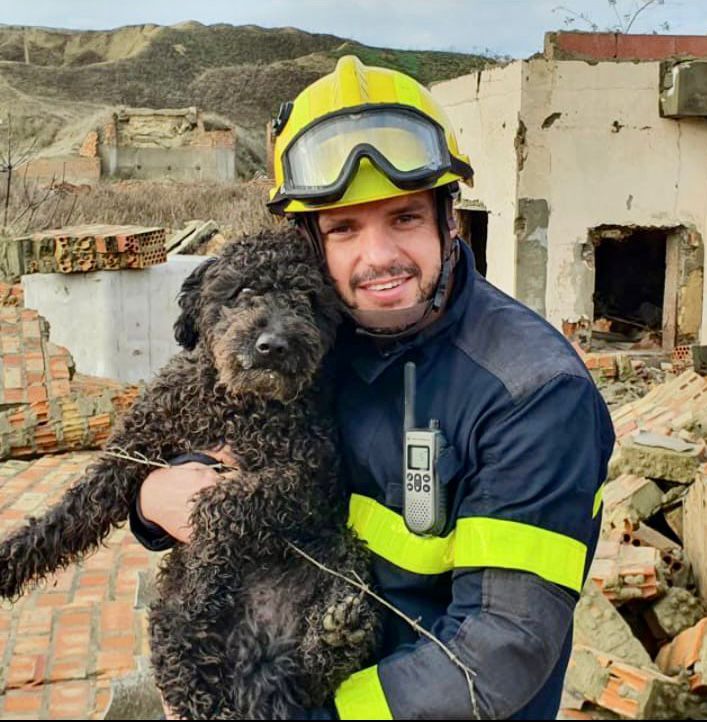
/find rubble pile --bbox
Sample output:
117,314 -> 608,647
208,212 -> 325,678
0,304 -> 140,460
0,224 -> 167,280
561,369 -> 707,719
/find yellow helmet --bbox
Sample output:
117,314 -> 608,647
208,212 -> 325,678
267,55 -> 473,215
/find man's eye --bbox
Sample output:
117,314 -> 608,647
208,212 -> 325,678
326,225 -> 351,235
397,214 -> 419,224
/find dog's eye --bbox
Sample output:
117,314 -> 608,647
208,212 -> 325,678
240,288 -> 255,297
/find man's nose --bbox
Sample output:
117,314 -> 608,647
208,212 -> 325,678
357,225 -> 399,267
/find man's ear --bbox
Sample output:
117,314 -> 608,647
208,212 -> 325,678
174,258 -> 218,350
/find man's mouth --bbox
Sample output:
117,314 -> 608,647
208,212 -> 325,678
357,275 -> 414,305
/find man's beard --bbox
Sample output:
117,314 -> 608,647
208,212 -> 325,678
341,262 -> 441,333
345,263 -> 439,310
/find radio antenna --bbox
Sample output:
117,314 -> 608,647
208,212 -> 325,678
404,362 -> 416,432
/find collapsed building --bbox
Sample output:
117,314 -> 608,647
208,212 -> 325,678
432,31 -> 707,353
23,106 -> 237,186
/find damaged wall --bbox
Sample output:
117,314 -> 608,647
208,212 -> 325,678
431,63 -> 522,296
98,107 -> 237,183
432,41 -> 707,343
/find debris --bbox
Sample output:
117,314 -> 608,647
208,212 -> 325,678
1,224 -> 167,281
590,541 -> 665,604
610,433 -> 705,484
574,580 -> 656,668
602,474 -> 664,528
166,219 -> 219,255
564,646 -> 707,719
644,588 -> 706,641
0,306 -> 139,459
683,468 -> 707,602
655,617 -> 707,694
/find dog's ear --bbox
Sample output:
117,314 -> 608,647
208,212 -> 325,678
174,258 -> 218,350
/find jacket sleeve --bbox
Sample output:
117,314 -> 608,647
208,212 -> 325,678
334,374 -> 615,720
129,493 -> 177,552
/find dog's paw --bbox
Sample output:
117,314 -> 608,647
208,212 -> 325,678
321,593 -> 370,647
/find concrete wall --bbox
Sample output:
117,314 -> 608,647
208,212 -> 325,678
434,57 -> 707,342
23,156 -> 101,186
432,64 -> 522,296
519,58 -> 707,341
108,146 -> 236,182
22,255 -> 209,384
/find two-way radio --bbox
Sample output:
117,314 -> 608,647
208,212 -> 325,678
403,361 -> 447,536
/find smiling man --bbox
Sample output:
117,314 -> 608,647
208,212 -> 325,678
132,56 -> 615,719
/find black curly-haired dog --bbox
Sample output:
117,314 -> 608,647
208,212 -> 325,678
0,230 -> 379,719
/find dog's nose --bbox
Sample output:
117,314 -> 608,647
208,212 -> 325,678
255,332 -> 289,357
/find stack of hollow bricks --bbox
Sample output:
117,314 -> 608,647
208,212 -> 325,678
0,307 -> 140,459
15,224 -> 166,275
562,369 -> 707,719
0,453 -> 164,720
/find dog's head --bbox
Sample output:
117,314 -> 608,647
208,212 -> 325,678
174,229 -> 340,403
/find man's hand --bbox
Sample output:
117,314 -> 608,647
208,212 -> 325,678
139,446 -> 238,543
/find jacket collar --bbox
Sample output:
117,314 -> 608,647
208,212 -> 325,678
339,242 -> 476,384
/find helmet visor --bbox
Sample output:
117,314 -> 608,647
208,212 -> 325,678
282,107 -> 450,204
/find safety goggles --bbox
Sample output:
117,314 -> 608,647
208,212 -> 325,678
279,105 -> 471,205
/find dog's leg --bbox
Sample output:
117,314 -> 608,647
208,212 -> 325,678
298,530 -> 381,704
0,457 -> 145,600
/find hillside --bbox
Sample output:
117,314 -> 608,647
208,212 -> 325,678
0,23 -> 492,177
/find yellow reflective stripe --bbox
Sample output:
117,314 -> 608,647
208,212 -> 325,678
348,494 -> 455,575
593,483 -> 604,519
349,494 -> 588,592
335,665 -> 393,720
455,517 -> 587,593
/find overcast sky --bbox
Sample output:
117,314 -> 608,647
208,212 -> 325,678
2,0 -> 705,57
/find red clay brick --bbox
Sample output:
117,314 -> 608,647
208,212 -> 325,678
2,690 -> 43,714
100,601 -> 134,634
13,634 -> 52,656
101,634 -> 136,653
48,680 -> 91,714
6,654 -> 46,687
675,36 -> 707,57
95,651 -> 136,676
56,609 -> 92,628
54,629 -> 90,658
48,656 -> 89,682
36,591 -> 71,607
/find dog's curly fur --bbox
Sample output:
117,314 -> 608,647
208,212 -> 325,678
0,230 -> 379,719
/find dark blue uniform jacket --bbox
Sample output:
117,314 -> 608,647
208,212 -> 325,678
132,242 -> 615,720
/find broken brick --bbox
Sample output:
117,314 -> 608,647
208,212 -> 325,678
565,645 -> 706,719
602,474 -> 664,529
590,541 -> 664,604
656,617 -> 707,694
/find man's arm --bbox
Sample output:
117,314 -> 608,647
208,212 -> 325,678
129,447 -> 239,548
335,374 -> 614,720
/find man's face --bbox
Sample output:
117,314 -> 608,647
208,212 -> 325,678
317,190 -> 441,311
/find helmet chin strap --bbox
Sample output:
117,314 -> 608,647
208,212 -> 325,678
295,187 -> 460,342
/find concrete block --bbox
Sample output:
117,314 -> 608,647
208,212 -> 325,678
22,255 -> 209,383
644,588 -> 706,641
683,469 -> 707,602
102,667 -> 164,720
602,474 -> 664,528
613,434 -> 704,484
656,617 -> 707,694
574,580 -> 655,669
